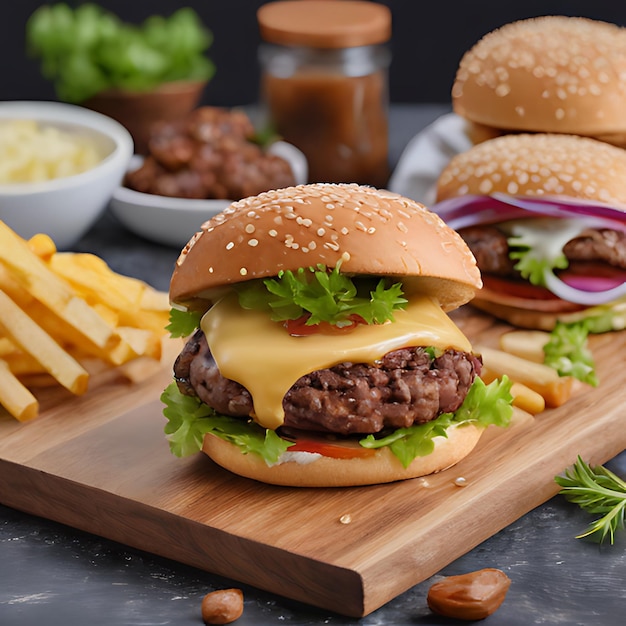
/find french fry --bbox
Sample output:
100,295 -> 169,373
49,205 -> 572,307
49,252 -> 147,310
139,287 -> 170,312
28,233 -> 57,260
0,221 -> 170,421
0,221 -> 120,350
1,350 -> 47,376
0,289 -> 89,395
478,345 -> 574,408
499,330 -> 551,363
47,252 -> 170,334
0,337 -> 17,357
0,360 -> 39,421
509,382 -> 545,415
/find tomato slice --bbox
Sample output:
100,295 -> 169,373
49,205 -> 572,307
481,275 -> 559,301
285,314 -> 367,336
287,438 -> 376,459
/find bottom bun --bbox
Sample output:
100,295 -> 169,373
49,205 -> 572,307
471,298 -> 590,331
466,120 -> 626,150
201,423 -> 484,487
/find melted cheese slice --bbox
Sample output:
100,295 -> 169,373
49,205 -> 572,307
202,293 -> 472,430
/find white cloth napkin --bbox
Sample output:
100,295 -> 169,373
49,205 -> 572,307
388,112 -> 472,207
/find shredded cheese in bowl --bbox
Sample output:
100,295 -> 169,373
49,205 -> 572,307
0,119 -> 102,184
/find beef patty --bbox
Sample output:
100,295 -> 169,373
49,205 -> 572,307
460,226 -> 626,276
173,329 -> 482,435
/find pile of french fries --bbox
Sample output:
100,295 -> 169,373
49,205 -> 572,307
477,331 -> 580,416
0,220 -> 171,422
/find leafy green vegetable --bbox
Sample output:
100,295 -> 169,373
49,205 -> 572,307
506,220 -> 571,286
166,308 -> 203,338
161,375 -> 514,469
583,307 -> 626,334
360,376 -> 514,468
162,382 -> 215,458
555,456 -> 626,545
162,383 -> 292,463
543,321 -> 598,386
236,263 -> 407,327
26,4 -> 215,103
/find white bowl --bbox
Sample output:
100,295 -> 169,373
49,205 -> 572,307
109,140 -> 308,248
0,101 -> 134,249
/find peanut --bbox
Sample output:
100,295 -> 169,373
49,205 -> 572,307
201,588 -> 244,625
427,568 -> 511,620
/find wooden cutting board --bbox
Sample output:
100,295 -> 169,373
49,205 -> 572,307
0,309 -> 624,617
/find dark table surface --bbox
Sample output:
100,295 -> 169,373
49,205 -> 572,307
1,104 -> 625,626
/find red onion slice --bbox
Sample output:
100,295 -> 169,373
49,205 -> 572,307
431,193 -> 626,305
561,274 -> 626,292
544,270 -> 626,305
431,194 -> 626,232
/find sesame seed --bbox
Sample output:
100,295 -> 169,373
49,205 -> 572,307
245,224 -> 255,234
248,238 -> 259,247
226,242 -> 234,250
240,268 -> 248,276
269,229 -> 278,237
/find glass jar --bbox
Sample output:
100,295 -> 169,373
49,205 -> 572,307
257,0 -> 391,188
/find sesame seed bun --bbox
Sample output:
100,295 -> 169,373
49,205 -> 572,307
436,133 -> 626,204
170,183 -> 482,311
452,16 -> 626,146
202,423 -> 484,487
435,133 -> 626,331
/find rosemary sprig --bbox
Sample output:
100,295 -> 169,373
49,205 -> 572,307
555,456 -> 626,545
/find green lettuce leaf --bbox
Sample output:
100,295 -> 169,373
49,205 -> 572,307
26,4 -> 215,103
161,375 -> 514,469
504,218 -> 592,286
162,383 -> 293,463
543,321 -> 598,386
360,376 -> 514,468
166,308 -> 203,338
236,262 -> 407,327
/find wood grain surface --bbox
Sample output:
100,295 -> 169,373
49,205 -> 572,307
0,308 -> 624,617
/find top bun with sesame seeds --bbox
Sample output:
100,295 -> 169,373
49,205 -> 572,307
170,182 -> 481,311
432,133 -> 626,333
161,183 -> 515,488
452,16 -> 626,147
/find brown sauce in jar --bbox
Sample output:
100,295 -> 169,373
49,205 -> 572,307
258,1 -> 391,188
262,69 -> 388,187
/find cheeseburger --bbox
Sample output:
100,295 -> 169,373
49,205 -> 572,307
452,16 -> 626,147
434,133 -> 626,332
162,183 -> 512,487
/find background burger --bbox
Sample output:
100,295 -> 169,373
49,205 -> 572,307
161,183 -> 513,487
451,16 -> 626,147
433,133 -> 626,334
